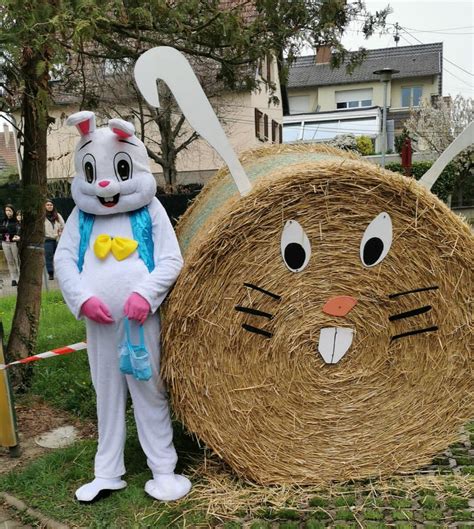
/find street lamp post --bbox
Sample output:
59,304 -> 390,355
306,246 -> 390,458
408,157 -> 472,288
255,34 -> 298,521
373,68 -> 399,168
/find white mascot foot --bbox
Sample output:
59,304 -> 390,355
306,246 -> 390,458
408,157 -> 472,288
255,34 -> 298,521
75,477 -> 127,503
145,473 -> 192,501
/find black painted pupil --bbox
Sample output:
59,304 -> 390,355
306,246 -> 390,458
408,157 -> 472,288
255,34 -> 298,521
84,162 -> 94,183
284,243 -> 306,270
363,237 -> 384,266
117,160 -> 130,180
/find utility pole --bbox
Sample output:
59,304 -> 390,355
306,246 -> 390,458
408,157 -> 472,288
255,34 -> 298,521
373,68 -> 399,168
394,23 -> 401,46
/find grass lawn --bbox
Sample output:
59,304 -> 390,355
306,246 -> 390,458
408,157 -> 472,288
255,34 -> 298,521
0,291 -> 473,528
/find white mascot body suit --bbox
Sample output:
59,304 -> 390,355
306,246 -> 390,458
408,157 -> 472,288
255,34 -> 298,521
55,111 -> 191,503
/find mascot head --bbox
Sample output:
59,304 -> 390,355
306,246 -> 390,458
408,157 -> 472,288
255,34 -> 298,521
67,111 -> 157,215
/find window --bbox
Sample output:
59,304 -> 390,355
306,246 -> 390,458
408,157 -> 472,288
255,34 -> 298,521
258,54 -> 273,83
283,123 -> 303,142
264,114 -> 269,141
283,116 -> 378,143
401,86 -> 423,107
335,88 -> 373,109
272,120 -> 278,143
270,121 -> 283,144
288,96 -> 311,114
255,108 -> 263,140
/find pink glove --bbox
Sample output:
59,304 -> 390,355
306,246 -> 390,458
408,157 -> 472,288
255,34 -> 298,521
124,293 -> 151,325
80,296 -> 114,324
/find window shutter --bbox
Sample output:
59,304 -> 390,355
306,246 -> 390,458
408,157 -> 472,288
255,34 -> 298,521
255,108 -> 263,139
264,114 -> 268,141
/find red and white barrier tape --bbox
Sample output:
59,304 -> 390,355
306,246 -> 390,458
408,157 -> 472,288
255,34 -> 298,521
0,341 -> 87,370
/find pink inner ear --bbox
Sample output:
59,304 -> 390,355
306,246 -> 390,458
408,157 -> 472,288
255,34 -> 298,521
112,128 -> 132,139
77,121 -> 90,135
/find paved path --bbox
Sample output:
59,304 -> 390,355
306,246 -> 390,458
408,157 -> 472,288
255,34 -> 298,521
0,271 -> 59,298
0,506 -> 32,529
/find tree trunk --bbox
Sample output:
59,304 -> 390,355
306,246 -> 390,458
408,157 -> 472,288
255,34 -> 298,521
156,85 -> 178,192
6,48 -> 50,390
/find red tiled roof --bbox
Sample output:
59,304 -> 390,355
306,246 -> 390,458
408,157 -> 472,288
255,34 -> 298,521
219,0 -> 257,21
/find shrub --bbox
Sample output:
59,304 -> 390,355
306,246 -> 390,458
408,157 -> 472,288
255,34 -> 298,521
385,161 -> 455,203
356,135 -> 374,156
326,133 -> 357,151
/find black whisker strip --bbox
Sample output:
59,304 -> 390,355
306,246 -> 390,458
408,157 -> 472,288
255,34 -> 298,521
244,283 -> 281,301
391,326 -> 438,341
388,286 -> 439,299
389,305 -> 432,321
235,306 -> 273,319
242,324 -> 273,338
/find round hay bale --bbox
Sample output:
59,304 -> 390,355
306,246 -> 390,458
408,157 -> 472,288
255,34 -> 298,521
163,144 -> 473,485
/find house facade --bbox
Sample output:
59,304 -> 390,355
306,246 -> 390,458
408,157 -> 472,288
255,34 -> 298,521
284,43 -> 443,148
38,54 -> 282,186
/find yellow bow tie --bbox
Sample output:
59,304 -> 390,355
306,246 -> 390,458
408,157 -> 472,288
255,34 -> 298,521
94,234 -> 138,261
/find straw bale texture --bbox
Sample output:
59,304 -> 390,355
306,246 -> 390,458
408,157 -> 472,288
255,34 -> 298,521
162,144 -> 473,485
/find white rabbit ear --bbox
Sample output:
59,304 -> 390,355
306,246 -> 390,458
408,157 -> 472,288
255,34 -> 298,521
108,118 -> 135,139
66,111 -> 96,136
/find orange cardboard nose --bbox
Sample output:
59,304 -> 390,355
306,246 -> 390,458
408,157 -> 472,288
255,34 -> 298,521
323,296 -> 357,317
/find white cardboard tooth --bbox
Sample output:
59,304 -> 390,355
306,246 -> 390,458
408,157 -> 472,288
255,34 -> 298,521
318,327 -> 354,364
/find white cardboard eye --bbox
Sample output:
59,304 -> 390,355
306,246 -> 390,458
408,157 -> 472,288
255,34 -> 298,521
360,212 -> 392,267
281,220 -> 311,272
66,111 -> 96,136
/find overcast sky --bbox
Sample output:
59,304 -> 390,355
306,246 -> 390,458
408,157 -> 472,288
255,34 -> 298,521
341,0 -> 473,99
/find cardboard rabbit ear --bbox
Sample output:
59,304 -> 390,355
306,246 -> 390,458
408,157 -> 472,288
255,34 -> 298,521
134,46 -> 252,196
66,111 -> 96,136
108,119 -> 135,139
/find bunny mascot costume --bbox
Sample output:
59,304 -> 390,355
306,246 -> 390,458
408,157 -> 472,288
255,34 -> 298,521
55,111 -> 191,503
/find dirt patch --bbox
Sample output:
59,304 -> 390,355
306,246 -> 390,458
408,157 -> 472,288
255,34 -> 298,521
0,397 -> 96,476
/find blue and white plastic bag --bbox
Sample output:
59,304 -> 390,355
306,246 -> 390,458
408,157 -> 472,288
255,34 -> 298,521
119,317 -> 152,381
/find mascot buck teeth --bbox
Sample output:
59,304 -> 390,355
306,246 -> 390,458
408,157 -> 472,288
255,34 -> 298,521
55,111 -> 191,503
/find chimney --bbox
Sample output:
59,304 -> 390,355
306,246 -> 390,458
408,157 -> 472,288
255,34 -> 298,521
316,46 -> 332,64
3,123 -> 10,147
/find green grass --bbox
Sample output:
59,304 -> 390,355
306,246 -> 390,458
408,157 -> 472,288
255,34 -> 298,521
392,510 -> 413,521
420,496 -> 440,509
423,509 -> 444,521
308,497 -> 329,508
334,494 -> 356,507
446,496 -> 469,509
0,291 -> 93,418
452,510 -> 472,521
305,520 -> 325,529
363,509 -> 384,520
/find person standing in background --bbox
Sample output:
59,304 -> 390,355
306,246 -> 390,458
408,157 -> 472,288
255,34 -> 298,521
44,200 -> 65,280
13,210 -> 21,243
1,204 -> 20,286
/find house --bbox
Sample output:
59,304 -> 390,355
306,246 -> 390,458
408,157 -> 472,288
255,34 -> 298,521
284,43 -> 443,148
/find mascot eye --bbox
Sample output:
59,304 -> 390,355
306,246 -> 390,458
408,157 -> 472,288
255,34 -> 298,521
114,152 -> 133,181
82,154 -> 96,184
281,220 -> 311,272
360,212 -> 392,267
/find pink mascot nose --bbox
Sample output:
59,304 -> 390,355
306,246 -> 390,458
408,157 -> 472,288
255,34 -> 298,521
98,180 -> 110,188
323,296 -> 357,317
